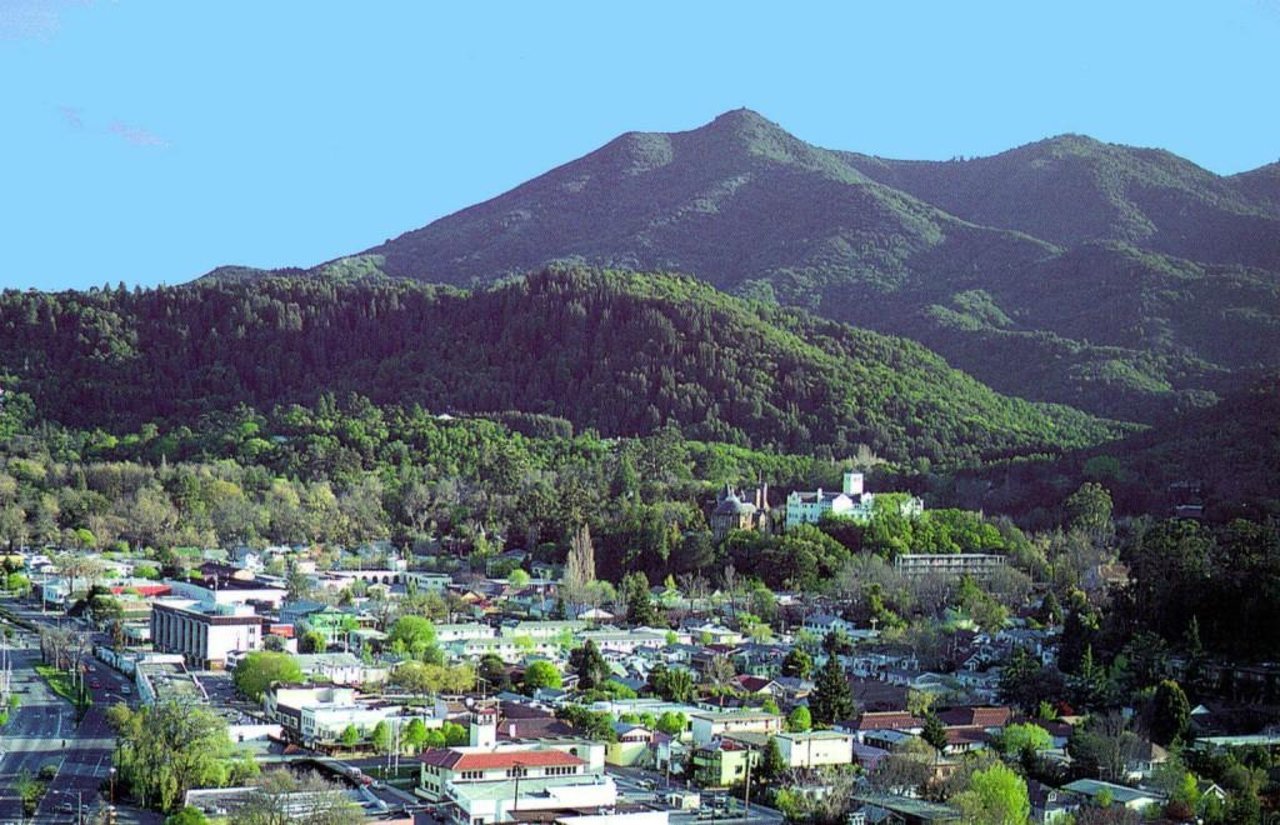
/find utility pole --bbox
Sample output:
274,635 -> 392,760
742,747 -> 752,818
393,717 -> 402,776
512,759 -> 524,817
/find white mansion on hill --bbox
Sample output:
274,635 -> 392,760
784,471 -> 923,530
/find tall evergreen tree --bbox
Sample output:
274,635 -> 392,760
621,571 -> 658,626
570,640 -> 609,691
810,654 -> 855,726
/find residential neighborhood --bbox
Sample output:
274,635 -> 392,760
1,467 -> 1274,825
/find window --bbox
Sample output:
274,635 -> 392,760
506,767 -> 528,778
460,770 -> 484,780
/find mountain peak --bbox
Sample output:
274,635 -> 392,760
697,107 -> 791,141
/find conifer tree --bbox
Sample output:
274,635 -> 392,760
810,654 -> 855,726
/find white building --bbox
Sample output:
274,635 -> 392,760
894,553 -> 1008,579
500,621 -> 589,639
435,623 -> 499,644
165,578 -> 288,609
418,746 -> 615,825
690,711 -> 784,747
575,629 -> 671,655
404,571 -> 453,592
784,472 -> 923,529
150,599 -> 262,669
264,684 -> 431,747
299,703 -> 430,748
774,731 -> 855,768
446,636 -> 560,663
293,652 -> 389,686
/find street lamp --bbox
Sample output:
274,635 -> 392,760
109,766 -> 117,803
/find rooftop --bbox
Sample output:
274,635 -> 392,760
420,748 -> 585,771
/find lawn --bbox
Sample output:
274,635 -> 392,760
35,664 -> 91,710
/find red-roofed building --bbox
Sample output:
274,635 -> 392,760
421,748 -> 584,773
838,712 -> 924,742
732,675 -> 781,696
936,706 -> 1012,730
110,584 -> 172,598
417,744 -> 615,825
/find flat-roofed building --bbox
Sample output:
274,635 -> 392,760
725,730 -> 854,769
689,710 -> 783,746
894,553 -> 1007,579
150,599 -> 262,670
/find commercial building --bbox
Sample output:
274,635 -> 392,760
150,599 -> 263,670
263,684 -> 430,747
417,746 -> 615,825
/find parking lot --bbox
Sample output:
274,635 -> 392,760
607,767 -> 783,825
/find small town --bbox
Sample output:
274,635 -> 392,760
1,468 -> 1272,825
3,4 -> 1278,825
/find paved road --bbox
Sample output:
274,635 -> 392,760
0,634 -> 79,822
0,604 -> 139,824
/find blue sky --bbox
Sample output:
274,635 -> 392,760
3,1 -> 1278,291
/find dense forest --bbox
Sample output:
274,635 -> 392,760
955,375 -> 1280,523
0,268 -> 1125,467
214,110 -> 1280,423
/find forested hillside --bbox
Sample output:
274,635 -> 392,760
0,269 -> 1124,467
211,110 -> 1280,422
955,375 -> 1280,522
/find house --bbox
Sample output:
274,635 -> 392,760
262,684 -> 428,747
1027,779 -> 1076,824
501,620 -> 589,640
404,571 -> 453,592
445,636 -> 560,664
1123,739 -> 1169,783
689,710 -> 783,746
803,613 -> 858,638
607,722 -> 655,767
434,623 -> 498,644
731,675 -> 781,696
851,794 -> 960,824
1060,779 -> 1163,812
935,705 -> 1012,730
894,554 -> 1008,580
838,712 -> 924,743
298,606 -> 372,647
725,730 -> 854,769
691,738 -> 758,788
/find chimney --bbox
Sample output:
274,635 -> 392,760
842,472 -> 863,496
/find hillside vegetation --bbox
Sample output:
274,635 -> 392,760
0,269 -> 1125,467
212,110 -> 1280,422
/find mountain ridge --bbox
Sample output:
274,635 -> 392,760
198,110 -> 1280,423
